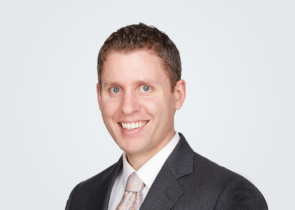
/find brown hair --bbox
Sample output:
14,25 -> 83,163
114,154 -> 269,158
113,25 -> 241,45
97,23 -> 182,92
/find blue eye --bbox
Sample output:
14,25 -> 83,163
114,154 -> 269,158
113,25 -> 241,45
111,87 -> 120,93
141,85 -> 151,92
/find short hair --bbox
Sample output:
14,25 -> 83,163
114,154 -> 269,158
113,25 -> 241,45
97,23 -> 182,92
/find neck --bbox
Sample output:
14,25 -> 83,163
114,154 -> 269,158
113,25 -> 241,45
126,131 -> 176,170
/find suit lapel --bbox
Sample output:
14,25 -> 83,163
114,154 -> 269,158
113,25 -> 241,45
140,133 -> 195,210
89,156 -> 123,210
139,162 -> 184,210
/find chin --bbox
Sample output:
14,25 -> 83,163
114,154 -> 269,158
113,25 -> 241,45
120,144 -> 144,155
117,140 -> 147,155
113,129 -> 153,155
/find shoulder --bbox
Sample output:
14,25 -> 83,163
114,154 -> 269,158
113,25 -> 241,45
213,176 -> 268,210
192,152 -> 242,187
77,162 -> 116,191
65,163 -> 117,210
187,152 -> 268,209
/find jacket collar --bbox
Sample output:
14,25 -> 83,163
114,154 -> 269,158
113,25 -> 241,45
89,133 -> 194,210
166,133 -> 194,179
140,133 -> 194,210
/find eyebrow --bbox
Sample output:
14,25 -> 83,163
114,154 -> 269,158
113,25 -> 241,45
102,79 -> 160,88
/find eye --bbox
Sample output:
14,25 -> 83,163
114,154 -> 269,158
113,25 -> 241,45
140,85 -> 151,92
110,87 -> 121,94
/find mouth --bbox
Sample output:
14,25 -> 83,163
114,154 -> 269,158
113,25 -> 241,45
118,120 -> 149,131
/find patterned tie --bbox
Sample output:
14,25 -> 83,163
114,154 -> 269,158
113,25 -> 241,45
116,172 -> 145,210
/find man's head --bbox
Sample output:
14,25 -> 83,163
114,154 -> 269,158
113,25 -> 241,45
97,23 -> 181,93
96,23 -> 186,166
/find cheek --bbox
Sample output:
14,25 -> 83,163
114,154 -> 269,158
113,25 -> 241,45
142,96 -> 171,118
101,99 -> 120,120
158,95 -> 175,120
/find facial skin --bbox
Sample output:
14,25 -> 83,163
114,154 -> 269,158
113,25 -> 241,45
96,49 -> 186,170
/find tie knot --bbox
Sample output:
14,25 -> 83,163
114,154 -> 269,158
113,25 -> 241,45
126,172 -> 145,192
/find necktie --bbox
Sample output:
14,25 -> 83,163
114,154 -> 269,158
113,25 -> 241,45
116,172 -> 145,210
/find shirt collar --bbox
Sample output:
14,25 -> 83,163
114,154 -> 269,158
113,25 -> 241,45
122,152 -> 136,191
122,132 -> 180,189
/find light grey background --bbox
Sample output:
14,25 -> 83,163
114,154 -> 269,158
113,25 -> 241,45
1,0 -> 294,209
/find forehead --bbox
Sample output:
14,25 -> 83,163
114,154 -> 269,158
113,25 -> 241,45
101,49 -> 169,86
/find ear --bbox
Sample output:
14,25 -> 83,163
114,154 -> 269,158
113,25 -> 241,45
174,79 -> 186,110
96,83 -> 102,111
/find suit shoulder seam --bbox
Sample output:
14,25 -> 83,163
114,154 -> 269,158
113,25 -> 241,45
212,177 -> 244,210
66,181 -> 84,210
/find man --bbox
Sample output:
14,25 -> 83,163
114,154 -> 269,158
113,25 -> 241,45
65,23 -> 268,210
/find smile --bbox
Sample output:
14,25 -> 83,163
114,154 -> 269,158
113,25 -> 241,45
120,121 -> 149,130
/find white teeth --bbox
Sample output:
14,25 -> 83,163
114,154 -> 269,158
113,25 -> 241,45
121,121 -> 148,130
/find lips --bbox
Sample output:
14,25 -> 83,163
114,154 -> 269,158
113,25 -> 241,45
120,121 -> 149,130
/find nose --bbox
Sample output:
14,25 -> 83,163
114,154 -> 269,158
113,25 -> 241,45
121,90 -> 141,115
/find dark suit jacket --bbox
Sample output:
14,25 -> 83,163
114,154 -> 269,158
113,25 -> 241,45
65,133 -> 268,210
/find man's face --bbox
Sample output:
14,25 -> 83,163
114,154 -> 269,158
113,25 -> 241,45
97,49 -> 185,156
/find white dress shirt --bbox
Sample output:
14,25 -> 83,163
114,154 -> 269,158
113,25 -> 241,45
108,132 -> 180,210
